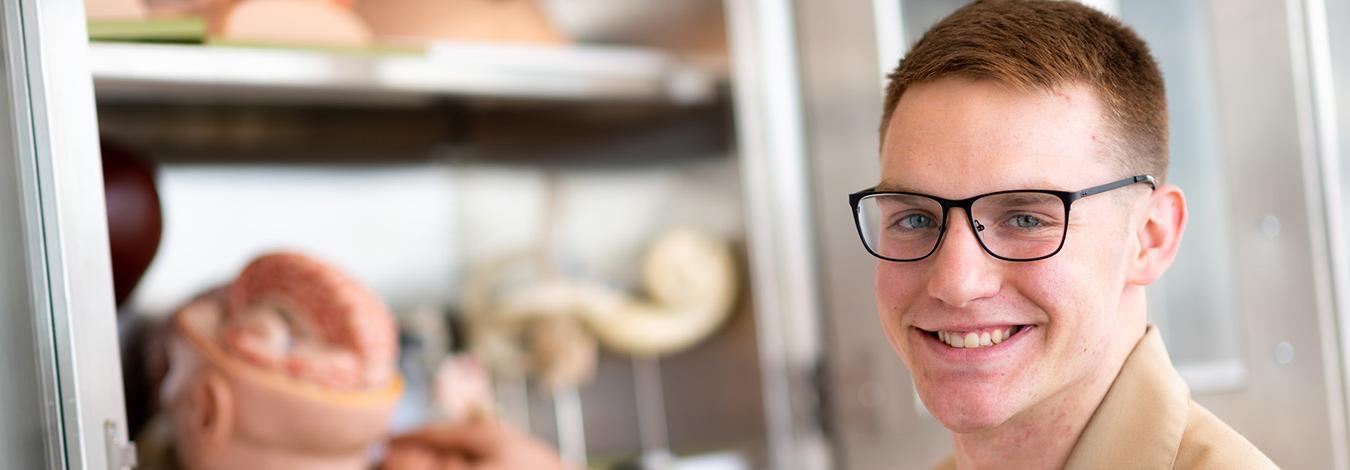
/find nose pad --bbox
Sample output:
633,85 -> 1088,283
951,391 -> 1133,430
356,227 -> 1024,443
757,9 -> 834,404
970,218 -> 988,246
934,208 -> 985,258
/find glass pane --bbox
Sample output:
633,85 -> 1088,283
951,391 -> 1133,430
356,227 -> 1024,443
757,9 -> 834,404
1324,0 -> 1350,364
900,0 -> 968,45
1120,0 -> 1247,392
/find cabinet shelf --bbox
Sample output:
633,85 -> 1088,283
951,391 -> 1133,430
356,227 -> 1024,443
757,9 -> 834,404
89,42 -> 720,106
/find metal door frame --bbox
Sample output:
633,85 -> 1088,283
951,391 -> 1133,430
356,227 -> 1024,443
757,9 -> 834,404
2,0 -> 132,468
0,1 -> 65,467
1198,1 -> 1346,467
1296,0 -> 1350,464
723,0 -> 832,468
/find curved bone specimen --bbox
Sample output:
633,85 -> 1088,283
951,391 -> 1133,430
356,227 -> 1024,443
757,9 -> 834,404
578,228 -> 739,357
461,256 -> 600,391
219,252 -> 397,390
461,228 -> 739,392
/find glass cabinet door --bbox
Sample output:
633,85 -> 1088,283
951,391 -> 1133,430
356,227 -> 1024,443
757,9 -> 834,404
1119,0 -> 1244,397
1309,0 -> 1350,464
0,0 -> 132,468
806,0 -> 1348,468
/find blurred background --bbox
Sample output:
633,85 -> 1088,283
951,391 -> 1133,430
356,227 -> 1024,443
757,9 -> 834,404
1,0 -> 1349,468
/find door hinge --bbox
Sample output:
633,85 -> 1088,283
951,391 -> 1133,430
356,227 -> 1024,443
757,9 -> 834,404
104,420 -> 137,470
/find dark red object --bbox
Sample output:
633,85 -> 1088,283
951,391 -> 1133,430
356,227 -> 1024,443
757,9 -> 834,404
102,141 -> 162,308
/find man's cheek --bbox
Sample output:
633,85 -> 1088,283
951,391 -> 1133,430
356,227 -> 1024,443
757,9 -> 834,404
874,277 -> 910,339
875,263 -> 919,301
874,265 -> 919,354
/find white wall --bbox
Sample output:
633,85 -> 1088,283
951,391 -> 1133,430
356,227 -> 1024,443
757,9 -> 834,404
130,157 -> 745,316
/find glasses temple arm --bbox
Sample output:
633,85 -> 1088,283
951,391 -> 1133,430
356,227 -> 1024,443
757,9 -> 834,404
1076,174 -> 1157,198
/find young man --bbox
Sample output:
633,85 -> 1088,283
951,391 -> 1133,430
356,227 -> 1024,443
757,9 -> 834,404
850,1 -> 1277,468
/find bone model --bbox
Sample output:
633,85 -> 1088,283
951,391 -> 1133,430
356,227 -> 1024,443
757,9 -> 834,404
463,228 -> 739,391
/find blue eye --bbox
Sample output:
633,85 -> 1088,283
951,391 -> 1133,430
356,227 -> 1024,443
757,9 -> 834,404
898,214 -> 937,229
1010,214 -> 1042,228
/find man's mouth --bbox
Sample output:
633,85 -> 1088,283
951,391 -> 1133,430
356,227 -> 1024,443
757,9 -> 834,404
919,325 -> 1032,349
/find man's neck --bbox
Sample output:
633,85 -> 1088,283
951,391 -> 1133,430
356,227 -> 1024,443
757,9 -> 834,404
950,298 -> 1148,469
950,363 -> 1119,469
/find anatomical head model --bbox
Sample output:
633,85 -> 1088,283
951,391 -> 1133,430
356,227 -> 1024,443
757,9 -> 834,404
159,252 -> 403,470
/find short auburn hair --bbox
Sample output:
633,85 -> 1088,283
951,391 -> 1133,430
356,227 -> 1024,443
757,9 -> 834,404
881,0 -> 1169,182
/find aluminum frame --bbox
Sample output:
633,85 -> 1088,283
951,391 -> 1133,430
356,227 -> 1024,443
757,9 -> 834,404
1197,1 -> 1347,467
723,0 -> 831,468
3,0 -> 133,468
1291,0 -> 1350,465
0,1 -> 65,468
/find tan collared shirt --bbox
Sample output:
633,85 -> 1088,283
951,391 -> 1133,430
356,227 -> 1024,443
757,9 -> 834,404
934,326 -> 1278,469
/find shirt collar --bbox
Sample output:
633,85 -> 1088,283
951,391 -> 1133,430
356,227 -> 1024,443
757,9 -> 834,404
1062,324 -> 1189,468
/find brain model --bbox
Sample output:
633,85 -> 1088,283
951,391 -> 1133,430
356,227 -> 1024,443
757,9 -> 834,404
207,252 -> 397,390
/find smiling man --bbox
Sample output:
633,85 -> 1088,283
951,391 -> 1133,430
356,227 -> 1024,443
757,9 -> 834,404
850,1 -> 1278,469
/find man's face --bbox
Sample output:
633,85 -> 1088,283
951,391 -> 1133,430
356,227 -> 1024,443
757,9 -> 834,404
877,77 -> 1145,433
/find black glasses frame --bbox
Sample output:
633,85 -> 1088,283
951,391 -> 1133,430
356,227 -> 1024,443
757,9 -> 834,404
848,175 -> 1157,262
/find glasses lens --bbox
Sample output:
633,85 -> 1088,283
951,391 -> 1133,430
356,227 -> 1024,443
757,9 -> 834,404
857,194 -> 944,260
970,192 -> 1067,260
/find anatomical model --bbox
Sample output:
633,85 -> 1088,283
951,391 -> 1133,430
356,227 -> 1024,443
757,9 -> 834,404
86,0 -> 150,19
153,252 -> 403,470
87,0 -> 374,45
463,228 -> 740,391
88,0 -> 565,47
216,0 -> 373,46
356,0 -> 564,46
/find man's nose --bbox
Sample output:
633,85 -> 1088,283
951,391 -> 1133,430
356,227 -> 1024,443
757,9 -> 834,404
925,208 -> 1002,308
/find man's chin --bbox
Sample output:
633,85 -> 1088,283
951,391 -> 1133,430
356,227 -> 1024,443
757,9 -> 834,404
918,387 -> 1019,434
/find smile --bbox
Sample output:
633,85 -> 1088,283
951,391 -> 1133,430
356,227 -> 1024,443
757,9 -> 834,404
919,325 -> 1032,349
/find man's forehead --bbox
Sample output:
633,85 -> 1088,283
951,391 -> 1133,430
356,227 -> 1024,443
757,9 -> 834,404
873,175 -> 1068,198
878,78 -> 1115,198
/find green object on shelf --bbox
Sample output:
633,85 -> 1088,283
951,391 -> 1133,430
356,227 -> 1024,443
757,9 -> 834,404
204,38 -> 424,57
88,16 -> 206,43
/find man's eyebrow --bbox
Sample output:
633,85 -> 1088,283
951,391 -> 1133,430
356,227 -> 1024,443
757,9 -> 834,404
873,181 -> 917,192
874,179 -> 1074,194
981,193 -> 1059,207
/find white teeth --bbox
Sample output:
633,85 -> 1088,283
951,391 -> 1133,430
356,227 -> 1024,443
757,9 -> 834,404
935,327 -> 1023,349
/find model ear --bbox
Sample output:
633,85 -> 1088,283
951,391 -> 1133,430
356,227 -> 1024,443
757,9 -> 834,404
1127,184 -> 1187,285
188,371 -> 234,447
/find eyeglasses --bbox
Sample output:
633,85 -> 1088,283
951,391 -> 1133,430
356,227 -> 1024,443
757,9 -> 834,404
849,175 -> 1156,262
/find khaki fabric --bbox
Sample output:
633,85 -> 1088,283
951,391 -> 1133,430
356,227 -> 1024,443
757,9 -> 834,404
932,326 -> 1277,469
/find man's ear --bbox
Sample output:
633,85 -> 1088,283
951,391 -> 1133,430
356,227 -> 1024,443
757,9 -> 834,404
1127,184 -> 1187,285
187,371 -> 234,447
